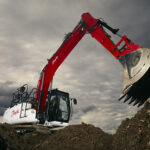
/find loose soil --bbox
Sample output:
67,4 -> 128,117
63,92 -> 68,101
1,101 -> 150,150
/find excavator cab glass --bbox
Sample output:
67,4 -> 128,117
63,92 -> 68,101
46,89 -> 70,123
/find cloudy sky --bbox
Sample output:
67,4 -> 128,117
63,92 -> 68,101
0,0 -> 150,133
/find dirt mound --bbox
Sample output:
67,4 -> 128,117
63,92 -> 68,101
1,101 -> 150,150
0,124 -> 22,150
0,123 -> 113,150
113,101 -> 150,150
35,123 -> 113,150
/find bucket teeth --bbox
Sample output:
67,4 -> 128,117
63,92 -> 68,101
118,92 -> 148,107
137,101 -> 145,107
118,94 -> 126,101
123,95 -> 131,103
133,99 -> 141,106
128,97 -> 136,104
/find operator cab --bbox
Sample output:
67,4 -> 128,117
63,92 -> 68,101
46,89 -> 71,123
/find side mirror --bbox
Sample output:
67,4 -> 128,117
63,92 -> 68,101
73,98 -> 77,105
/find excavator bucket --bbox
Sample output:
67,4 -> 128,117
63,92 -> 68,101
119,48 -> 150,107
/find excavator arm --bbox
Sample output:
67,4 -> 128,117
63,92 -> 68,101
35,12 -> 145,113
35,18 -> 86,113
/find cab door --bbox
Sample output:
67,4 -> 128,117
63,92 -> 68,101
56,93 -> 70,122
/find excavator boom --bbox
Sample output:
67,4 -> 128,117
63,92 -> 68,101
35,12 -> 150,114
35,21 -> 86,113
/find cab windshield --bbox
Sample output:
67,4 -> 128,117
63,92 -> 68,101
47,90 -> 70,122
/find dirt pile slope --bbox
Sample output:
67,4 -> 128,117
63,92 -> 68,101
0,124 -> 22,150
113,101 -> 150,150
0,123 -> 113,150
35,123 -> 113,150
1,101 -> 150,150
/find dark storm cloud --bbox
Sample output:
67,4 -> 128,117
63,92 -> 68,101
0,81 -> 17,107
0,0 -> 149,132
100,0 -> 150,47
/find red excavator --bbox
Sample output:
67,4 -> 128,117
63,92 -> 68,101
3,12 -> 150,128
